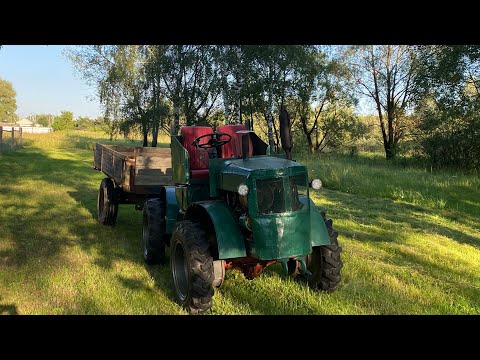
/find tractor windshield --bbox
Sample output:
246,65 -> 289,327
255,173 -> 308,214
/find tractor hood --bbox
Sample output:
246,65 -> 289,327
209,155 -> 307,196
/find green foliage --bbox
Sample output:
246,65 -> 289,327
52,111 -> 74,131
74,116 -> 99,131
292,104 -> 367,155
413,46 -> 480,171
33,114 -> 53,127
0,78 -> 17,122
415,98 -> 480,171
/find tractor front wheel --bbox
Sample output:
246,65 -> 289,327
170,221 -> 215,314
306,212 -> 343,292
97,178 -> 118,226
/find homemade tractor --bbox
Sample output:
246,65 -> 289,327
94,124 -> 343,314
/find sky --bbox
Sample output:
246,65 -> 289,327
0,45 -> 103,119
0,45 -> 373,120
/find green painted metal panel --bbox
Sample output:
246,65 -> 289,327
222,173 -> 246,193
249,211 -> 312,260
175,186 -> 187,211
299,196 -> 331,247
171,135 -> 190,184
176,185 -> 210,211
165,186 -> 178,234
194,201 -> 247,259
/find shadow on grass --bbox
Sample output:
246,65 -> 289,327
0,304 -> 18,315
0,146 -> 182,312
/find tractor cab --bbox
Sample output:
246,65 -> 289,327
172,124 -> 266,181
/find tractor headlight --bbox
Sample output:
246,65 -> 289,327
311,178 -> 322,190
237,183 -> 249,196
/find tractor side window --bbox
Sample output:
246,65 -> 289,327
256,178 -> 286,214
290,174 -> 308,211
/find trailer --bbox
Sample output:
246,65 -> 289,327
93,143 -> 174,225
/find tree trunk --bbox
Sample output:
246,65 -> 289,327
171,97 -> 180,135
151,119 -> 159,147
222,74 -> 230,125
299,110 -> 314,154
279,106 -> 292,160
142,120 -> 148,147
266,88 -> 275,150
266,111 -> 275,151
385,143 -> 394,160
387,113 -> 395,160
234,46 -> 243,125
272,117 -> 280,153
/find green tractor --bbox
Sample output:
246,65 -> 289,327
142,124 -> 343,314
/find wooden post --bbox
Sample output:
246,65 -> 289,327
12,128 -> 15,145
19,127 -> 22,146
0,126 -> 3,150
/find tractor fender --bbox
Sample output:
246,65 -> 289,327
308,198 -> 332,247
185,200 -> 247,259
164,186 -> 179,234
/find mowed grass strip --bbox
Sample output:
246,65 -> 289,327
0,130 -> 479,314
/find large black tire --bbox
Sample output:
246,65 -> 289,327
305,211 -> 343,292
142,198 -> 166,265
97,178 -> 118,226
170,221 -> 214,314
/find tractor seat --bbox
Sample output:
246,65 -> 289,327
180,126 -> 214,179
217,124 -> 253,158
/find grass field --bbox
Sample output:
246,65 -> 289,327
0,130 -> 479,314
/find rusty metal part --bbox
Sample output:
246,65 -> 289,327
239,194 -> 248,209
224,257 -> 277,280
213,260 -> 225,288
287,258 -> 300,276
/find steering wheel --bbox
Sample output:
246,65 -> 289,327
192,132 -> 231,150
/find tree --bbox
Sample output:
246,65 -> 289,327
346,45 -> 417,160
52,111 -> 74,131
68,45 -> 221,145
154,45 -> 221,133
0,79 -> 17,122
34,114 -> 54,127
413,45 -> 480,170
288,46 -> 360,154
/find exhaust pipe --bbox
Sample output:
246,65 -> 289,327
279,106 -> 293,160
236,130 -> 254,160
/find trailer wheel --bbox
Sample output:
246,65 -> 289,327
97,178 -> 118,226
170,221 -> 214,314
305,211 -> 343,292
142,198 -> 166,265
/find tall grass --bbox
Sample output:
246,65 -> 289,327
300,151 -> 480,218
22,130 -> 171,150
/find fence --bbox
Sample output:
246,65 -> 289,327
1,126 -> 52,134
0,126 -> 23,151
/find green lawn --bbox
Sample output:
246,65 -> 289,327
0,131 -> 478,314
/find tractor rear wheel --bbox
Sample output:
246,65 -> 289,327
142,198 -> 166,265
97,178 -> 118,226
305,211 -> 343,292
170,221 -> 214,314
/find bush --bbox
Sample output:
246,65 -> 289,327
52,111 -> 74,131
417,105 -> 480,172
